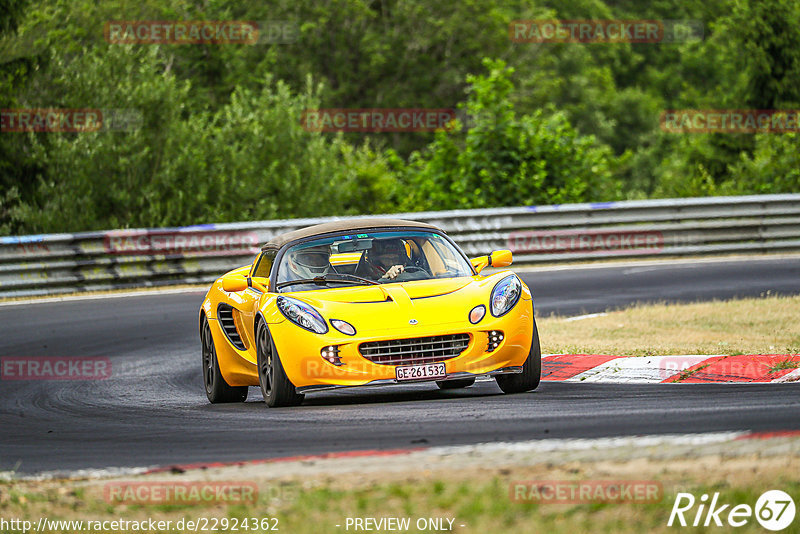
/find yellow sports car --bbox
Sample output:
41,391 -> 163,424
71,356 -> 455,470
199,218 -> 540,406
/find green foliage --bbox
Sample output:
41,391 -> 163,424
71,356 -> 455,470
0,0 -> 29,35
726,0 -> 800,109
724,132 -> 800,194
630,0 -> 800,197
401,60 -> 621,211
0,0 -> 38,234
10,47 -> 398,232
1,0 -> 799,235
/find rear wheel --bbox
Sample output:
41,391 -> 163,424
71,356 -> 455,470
436,378 -> 476,390
202,316 -> 248,403
495,320 -> 541,394
256,321 -> 304,407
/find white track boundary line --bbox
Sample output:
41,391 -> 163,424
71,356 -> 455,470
0,287 -> 207,307
567,355 -> 713,383
773,368 -> 800,383
562,312 -> 608,322
514,252 -> 800,273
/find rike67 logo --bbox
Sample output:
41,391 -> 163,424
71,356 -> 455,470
668,490 -> 796,530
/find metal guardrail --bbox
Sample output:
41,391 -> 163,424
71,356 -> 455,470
1,194 -> 798,298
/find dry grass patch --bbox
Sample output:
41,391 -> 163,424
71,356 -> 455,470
539,295 -> 800,356
2,453 -> 799,534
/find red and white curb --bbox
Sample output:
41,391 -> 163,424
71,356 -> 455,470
542,354 -> 800,383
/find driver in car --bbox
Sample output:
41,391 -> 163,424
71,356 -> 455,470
357,238 -> 411,281
286,245 -> 333,280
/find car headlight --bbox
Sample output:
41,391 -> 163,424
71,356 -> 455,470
276,296 -> 328,334
490,275 -> 521,317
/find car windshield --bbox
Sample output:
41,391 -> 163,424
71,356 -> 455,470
275,230 -> 474,292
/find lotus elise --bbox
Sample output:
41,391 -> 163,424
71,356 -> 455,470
199,218 -> 540,406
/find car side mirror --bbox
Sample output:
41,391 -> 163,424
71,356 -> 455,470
221,274 -> 248,292
250,278 -> 270,293
471,250 -> 513,274
490,249 -> 513,268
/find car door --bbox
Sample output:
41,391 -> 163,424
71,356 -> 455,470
236,251 -> 273,350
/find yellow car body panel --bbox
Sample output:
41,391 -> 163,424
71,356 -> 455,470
203,269 -> 533,389
199,219 -> 537,400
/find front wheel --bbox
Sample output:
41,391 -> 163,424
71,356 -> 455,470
256,322 -> 304,407
202,316 -> 248,403
495,320 -> 541,394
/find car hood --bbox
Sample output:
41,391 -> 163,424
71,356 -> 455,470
274,273 -> 524,334
307,277 -> 472,303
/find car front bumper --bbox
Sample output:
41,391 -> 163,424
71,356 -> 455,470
270,297 -> 535,389
295,366 -> 523,393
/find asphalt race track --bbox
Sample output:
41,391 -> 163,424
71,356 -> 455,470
1,256 -> 799,475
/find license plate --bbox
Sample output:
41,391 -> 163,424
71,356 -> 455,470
395,362 -> 447,382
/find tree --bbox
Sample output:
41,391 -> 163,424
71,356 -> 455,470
0,0 -> 35,234
400,59 -> 621,211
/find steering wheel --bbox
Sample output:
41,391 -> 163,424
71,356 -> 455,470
390,265 -> 430,282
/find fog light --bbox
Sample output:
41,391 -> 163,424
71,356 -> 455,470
486,330 -> 504,352
320,345 -> 343,366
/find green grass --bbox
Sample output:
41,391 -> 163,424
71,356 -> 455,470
768,358 -> 800,373
540,295 -> 800,356
2,477 -> 799,533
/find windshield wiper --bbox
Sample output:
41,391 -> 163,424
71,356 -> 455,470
276,274 -> 379,289
330,273 -> 380,285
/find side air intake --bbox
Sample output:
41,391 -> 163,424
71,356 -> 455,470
217,304 -> 246,350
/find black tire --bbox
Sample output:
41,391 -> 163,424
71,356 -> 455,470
436,378 -> 476,389
202,316 -> 248,403
256,321 -> 304,407
495,320 -> 541,394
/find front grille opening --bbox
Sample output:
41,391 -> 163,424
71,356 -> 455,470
217,303 -> 246,351
359,334 -> 470,366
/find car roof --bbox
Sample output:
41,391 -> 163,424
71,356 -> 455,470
261,218 -> 442,252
